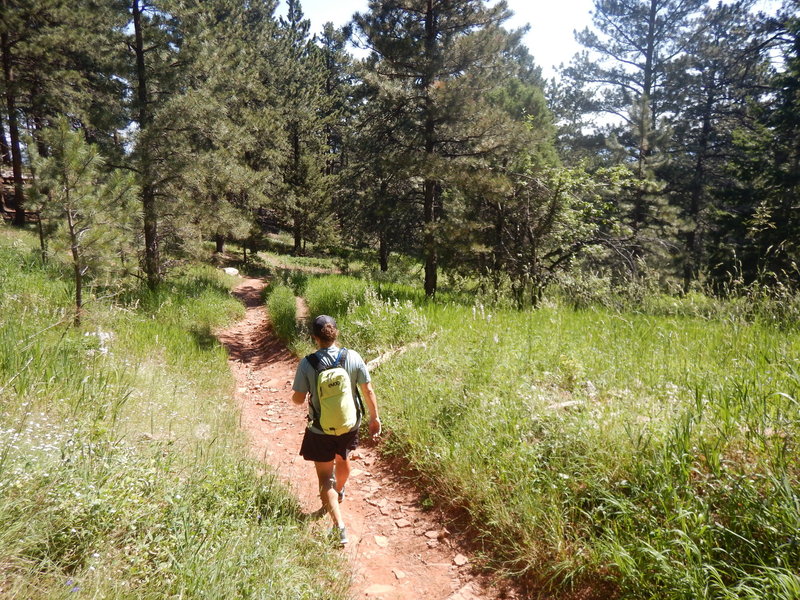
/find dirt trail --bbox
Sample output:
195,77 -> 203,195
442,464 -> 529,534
216,278 -> 517,600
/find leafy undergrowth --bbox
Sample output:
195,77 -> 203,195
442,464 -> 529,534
0,229 -> 349,599
269,269 -> 800,600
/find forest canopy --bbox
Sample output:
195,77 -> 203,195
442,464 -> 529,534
1,0 -> 798,304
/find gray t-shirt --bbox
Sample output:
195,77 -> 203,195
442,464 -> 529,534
292,345 -> 371,434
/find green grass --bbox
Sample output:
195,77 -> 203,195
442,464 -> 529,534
258,249 -> 338,273
394,305 -> 797,590
283,270 -> 800,599
267,285 -> 297,342
0,228 -> 349,599
305,275 -> 370,320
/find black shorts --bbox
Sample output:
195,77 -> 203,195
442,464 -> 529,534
299,427 -> 359,462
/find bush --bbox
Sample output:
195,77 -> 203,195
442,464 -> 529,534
342,289 -> 428,356
267,285 -> 297,342
304,276 -> 368,319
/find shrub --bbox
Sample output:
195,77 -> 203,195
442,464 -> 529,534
304,276 -> 368,319
342,288 -> 428,356
267,285 -> 297,342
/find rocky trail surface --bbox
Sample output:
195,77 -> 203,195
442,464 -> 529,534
216,277 -> 519,600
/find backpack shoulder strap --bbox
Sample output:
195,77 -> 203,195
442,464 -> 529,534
306,352 -> 324,372
336,348 -> 348,368
337,348 -> 365,420
305,353 -> 323,427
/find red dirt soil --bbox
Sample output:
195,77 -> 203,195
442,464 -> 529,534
216,277 -> 521,600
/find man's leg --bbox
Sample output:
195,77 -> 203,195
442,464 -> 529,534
334,453 -> 350,499
314,460 -> 344,528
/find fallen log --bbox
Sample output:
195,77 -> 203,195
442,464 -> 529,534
367,341 -> 428,371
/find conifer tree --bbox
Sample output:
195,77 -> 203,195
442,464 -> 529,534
1,0 -> 33,225
605,97 -> 677,274
1,0 -> 129,225
434,47 -> 563,290
717,1 -> 800,284
354,0 -> 533,296
665,1 -> 767,288
31,120 -> 136,325
277,0 -> 333,255
161,0 -> 285,257
318,22 -> 355,178
560,0 -> 705,277
346,90 -> 419,271
126,0 -> 183,288
566,0 -> 705,123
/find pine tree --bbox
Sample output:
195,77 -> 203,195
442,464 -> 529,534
126,0 -> 183,288
1,0 -> 129,225
566,0 -> 705,123
354,0 -> 533,296
560,0 -> 705,277
277,0 -> 333,255
31,120 -> 136,325
433,47 -> 563,293
318,22 -> 355,179
159,0 -> 286,258
717,1 -> 800,285
346,85 -> 420,271
665,1 -> 768,289
1,0 -> 34,225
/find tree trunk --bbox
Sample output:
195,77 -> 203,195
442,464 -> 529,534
422,0 -> 438,298
643,0 -> 658,112
142,182 -> 159,288
132,0 -> 160,289
0,109 -> 11,165
293,216 -> 302,255
215,233 -> 225,254
378,180 -> 389,272
31,107 -> 49,159
1,12 -> 26,227
379,228 -> 389,272
628,0 -> 660,268
37,208 -> 47,264
66,207 -> 83,326
423,178 -> 438,297
289,119 -> 304,256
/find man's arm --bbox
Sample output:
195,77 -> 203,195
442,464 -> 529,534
359,381 -> 381,439
291,360 -> 309,405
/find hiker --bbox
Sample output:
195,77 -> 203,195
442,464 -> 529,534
291,315 -> 381,545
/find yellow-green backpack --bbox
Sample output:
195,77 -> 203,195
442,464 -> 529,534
306,349 -> 363,435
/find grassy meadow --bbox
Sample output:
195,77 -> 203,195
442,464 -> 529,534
4,218 -> 796,600
265,259 -> 800,599
0,228 -> 349,599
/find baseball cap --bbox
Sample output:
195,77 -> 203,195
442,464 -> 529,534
312,315 -> 337,336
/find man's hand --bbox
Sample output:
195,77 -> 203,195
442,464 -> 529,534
368,417 -> 381,440
291,391 -> 307,405
360,382 -> 381,441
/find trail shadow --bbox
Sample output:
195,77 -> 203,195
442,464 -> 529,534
189,325 -> 218,351
216,279 -> 294,369
300,506 -> 328,522
233,281 -> 265,309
